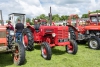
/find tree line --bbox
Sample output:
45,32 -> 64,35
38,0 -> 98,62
26,10 -> 100,25
26,14 -> 69,25
81,10 -> 100,18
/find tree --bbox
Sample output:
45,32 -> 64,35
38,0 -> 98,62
52,14 -> 60,22
26,18 -> 31,22
60,15 -> 69,21
36,14 -> 47,19
35,14 -> 70,22
95,10 -> 100,13
0,20 -> 2,23
81,10 -> 100,18
60,15 -> 65,21
36,16 -> 40,19
32,18 -> 35,25
81,14 -> 88,18
40,14 -> 46,19
26,18 -> 34,25
6,20 -> 9,23
90,10 -> 100,13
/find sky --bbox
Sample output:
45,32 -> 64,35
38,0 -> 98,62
0,0 -> 100,21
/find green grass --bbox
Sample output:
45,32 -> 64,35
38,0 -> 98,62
0,44 -> 100,67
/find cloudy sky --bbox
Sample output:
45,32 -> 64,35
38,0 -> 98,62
0,0 -> 99,21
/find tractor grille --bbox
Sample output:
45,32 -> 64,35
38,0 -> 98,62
0,31 -> 6,38
57,27 -> 68,42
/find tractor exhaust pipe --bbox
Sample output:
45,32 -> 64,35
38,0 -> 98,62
48,7 -> 52,26
0,10 -> 4,26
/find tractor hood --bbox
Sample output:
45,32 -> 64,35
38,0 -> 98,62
40,26 -> 68,31
40,26 -> 69,36
84,26 -> 100,30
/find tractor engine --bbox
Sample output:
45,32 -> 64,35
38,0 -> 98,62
56,26 -> 69,43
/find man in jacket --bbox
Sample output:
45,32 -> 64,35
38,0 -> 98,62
7,21 -> 14,30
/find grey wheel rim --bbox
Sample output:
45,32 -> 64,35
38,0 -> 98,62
90,39 -> 98,49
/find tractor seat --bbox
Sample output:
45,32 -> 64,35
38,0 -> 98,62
34,24 -> 40,32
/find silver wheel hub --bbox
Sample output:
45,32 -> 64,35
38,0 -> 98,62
90,40 -> 98,49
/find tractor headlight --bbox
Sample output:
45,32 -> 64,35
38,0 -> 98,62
52,33 -> 56,37
10,30 -> 14,36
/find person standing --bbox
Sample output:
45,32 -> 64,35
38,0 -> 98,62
6,21 -> 14,48
15,19 -> 24,42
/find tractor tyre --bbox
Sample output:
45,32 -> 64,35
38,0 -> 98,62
69,27 -> 76,40
13,42 -> 25,65
41,42 -> 52,60
65,40 -> 78,54
22,28 -> 34,51
88,36 -> 100,50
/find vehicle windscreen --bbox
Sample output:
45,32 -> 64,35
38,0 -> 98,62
90,15 -> 100,22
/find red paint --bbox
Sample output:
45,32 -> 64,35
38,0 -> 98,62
0,26 -> 7,46
43,47 -> 47,55
24,35 -> 28,46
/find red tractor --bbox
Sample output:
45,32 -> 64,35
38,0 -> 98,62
0,10 -> 25,65
67,12 -> 100,50
22,7 -> 78,60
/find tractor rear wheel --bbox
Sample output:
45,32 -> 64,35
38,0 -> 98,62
65,40 -> 78,54
88,36 -> 100,50
69,27 -> 76,40
22,28 -> 34,51
13,42 -> 25,65
41,42 -> 52,60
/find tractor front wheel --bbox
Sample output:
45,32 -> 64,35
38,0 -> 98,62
65,40 -> 78,54
13,42 -> 25,65
88,36 -> 100,50
41,42 -> 52,60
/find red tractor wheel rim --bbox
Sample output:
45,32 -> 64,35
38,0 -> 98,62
46,38 -> 51,44
68,43 -> 73,51
14,47 -> 19,61
23,35 -> 28,46
43,47 -> 47,55
41,46 -> 47,58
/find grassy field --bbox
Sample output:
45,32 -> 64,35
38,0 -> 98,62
0,44 -> 100,67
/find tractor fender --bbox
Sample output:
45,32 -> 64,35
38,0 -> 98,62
26,25 -> 35,33
67,25 -> 78,32
67,25 -> 78,40
42,34 -> 53,45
